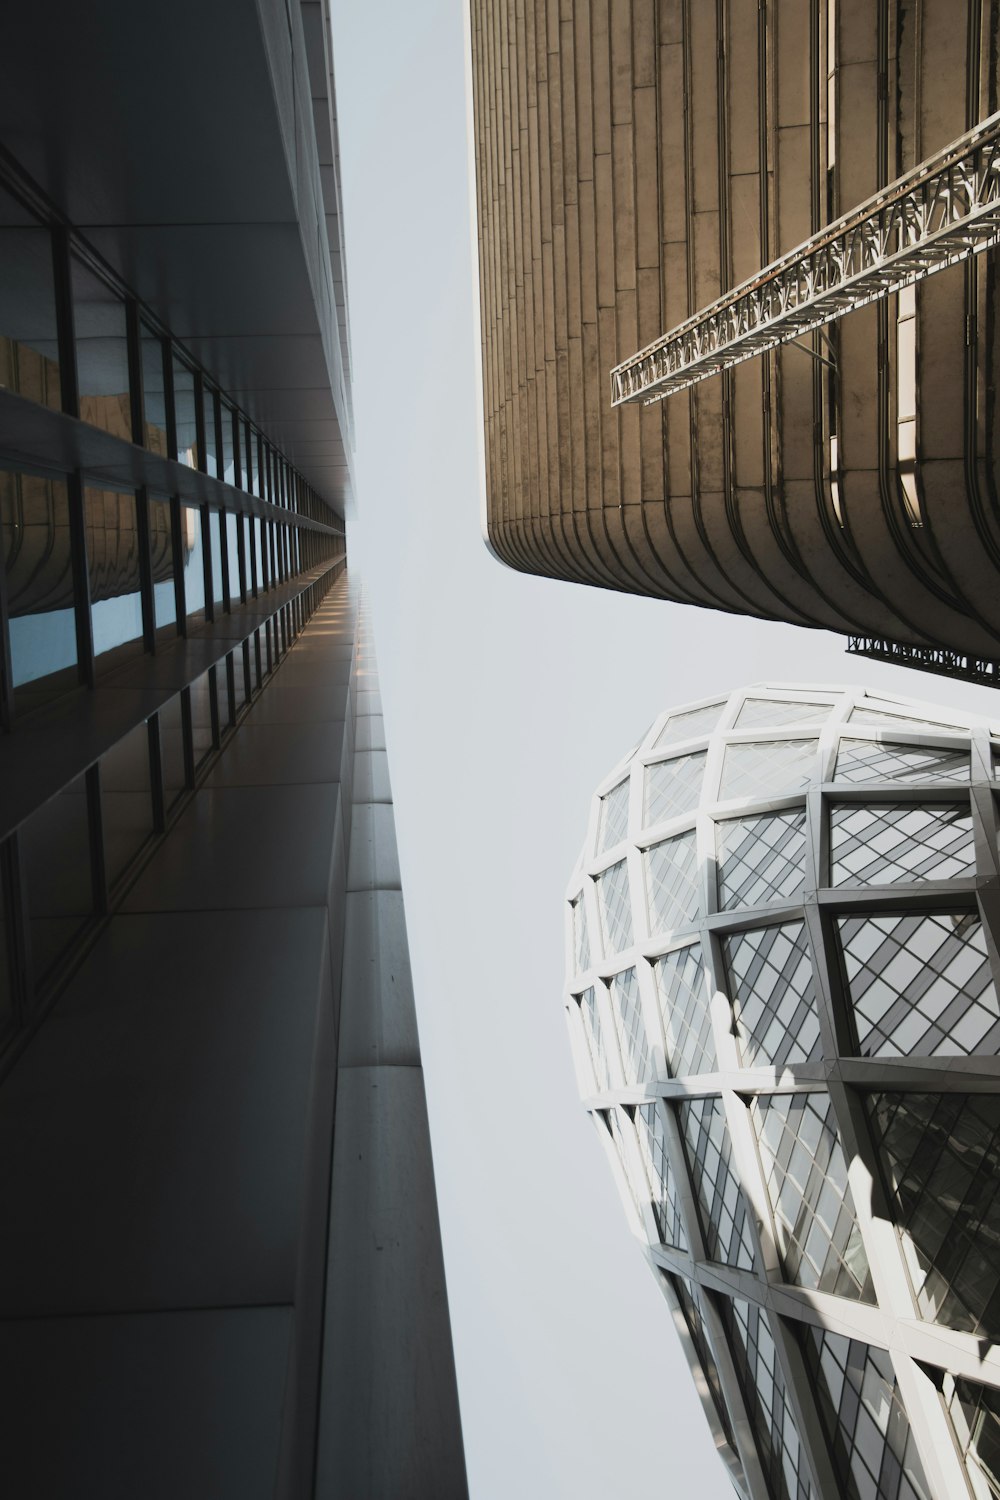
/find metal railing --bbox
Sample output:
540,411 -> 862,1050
846,635 -> 1000,688
612,111 -> 1000,406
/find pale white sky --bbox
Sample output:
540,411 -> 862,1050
329,3 -> 1000,1495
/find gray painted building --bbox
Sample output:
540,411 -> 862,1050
0,3 -> 466,1495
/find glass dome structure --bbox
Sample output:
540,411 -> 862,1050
565,685 -> 1000,1500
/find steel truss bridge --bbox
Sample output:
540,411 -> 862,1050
612,111 -> 1000,407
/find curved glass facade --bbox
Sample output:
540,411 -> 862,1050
565,686 -> 1000,1499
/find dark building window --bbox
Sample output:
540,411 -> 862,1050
0,186 -> 60,411
0,469 -> 78,710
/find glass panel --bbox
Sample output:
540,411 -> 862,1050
721,1299 -> 813,1500
231,649 -> 247,715
100,721 -> 153,887
655,943 -> 717,1076
72,259 -> 130,439
723,921 -> 821,1068
570,893 -> 590,976
839,912 -> 1000,1058
226,512 -> 240,601
678,1096 -> 756,1269
667,1276 -> 737,1454
655,702 -> 724,747
181,504 -> 204,618
140,326 -> 168,455
869,1092 -> 1000,1337
22,772 -> 94,980
736,698 -> 832,730
850,704 -> 961,734
801,1327 -> 931,1500
753,1092 -> 873,1300
835,738 -> 969,784
643,751 -> 705,826
201,387 -> 218,478
597,860 -> 633,956
720,739 -> 818,801
253,516 -> 264,593
244,420 -> 255,494
189,671 -> 215,765
943,1373 -> 1000,1500
645,831 -> 700,937
577,986 -> 611,1092
0,470 -> 78,710
598,778 -> 629,851
148,495 -> 175,630
717,809 -> 807,911
158,693 -> 187,808
830,803 -> 975,885
221,403 -> 236,485
602,1107 -> 644,1215
172,358 -> 197,468
635,1104 -> 687,1248
84,486 -> 143,666
0,186 -> 60,410
608,967 -> 648,1085
210,510 -> 224,605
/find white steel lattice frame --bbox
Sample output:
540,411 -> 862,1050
611,112 -> 1000,408
565,684 -> 1000,1500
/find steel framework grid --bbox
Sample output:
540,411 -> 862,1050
611,111 -> 1000,408
565,683 -> 1000,1500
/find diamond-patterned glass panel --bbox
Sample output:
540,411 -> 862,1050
643,751 -> 705,828
678,1097 -> 755,1269
721,1299 -> 813,1500
801,1328 -> 931,1500
723,922 -> 821,1068
571,893 -> 591,976
655,943 -> 718,1076
645,832 -> 700,937
869,1092 -> 1000,1337
736,698 -> 832,730
635,1103 -> 687,1248
839,912 -> 1000,1058
598,778 -> 630,852
577,987 -> 611,1092
597,860 -> 633,956
602,1107 -> 642,1213
720,739 -> 818,801
753,1093 -> 873,1300
609,967 -> 649,1086
655,702 -> 725,747
943,1372 -> 1000,1500
718,810 -> 807,911
831,803 -> 975,886
667,1274 -> 739,1455
850,705 -> 960,735
835,738 -> 970,784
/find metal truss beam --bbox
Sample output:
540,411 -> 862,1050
846,635 -> 1000,688
611,111 -> 1000,407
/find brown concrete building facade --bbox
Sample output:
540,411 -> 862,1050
470,0 -> 1000,665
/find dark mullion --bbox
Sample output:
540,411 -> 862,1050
194,372 -> 207,476
212,392 -> 225,486
51,226 -> 79,417
218,505 -> 231,613
148,714 -> 166,834
232,406 -> 243,490
225,652 -> 236,727
207,664 -> 221,749
236,513 -> 248,604
170,493 -> 188,635
67,469 -> 95,688
135,484 -> 156,653
85,762 -> 109,918
201,506 -> 214,624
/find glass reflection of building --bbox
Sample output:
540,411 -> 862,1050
566,686 -> 1000,1500
0,3 -> 467,1495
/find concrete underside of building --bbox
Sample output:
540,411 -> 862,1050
470,0 -> 1000,660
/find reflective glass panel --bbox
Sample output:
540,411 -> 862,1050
598,778 -> 629,851
189,671 -> 215,765
720,739 -> 818,801
158,693 -> 187,809
667,1276 -> 737,1453
850,704 -> 960,735
717,809 -> 806,911
571,893 -> 590,976
84,486 -> 143,666
0,186 -> 60,411
835,738 -> 969,784
839,911 -> 1000,1058
577,986 -> 610,1092
252,517 -> 264,593
609,967 -> 648,1085
72,259 -> 130,439
643,751 -> 704,827
210,511 -> 224,606
654,702 -> 724,747
678,1096 -> 756,1269
635,1104 -> 687,1248
226,512 -> 240,601
868,1092 -> 1000,1337
221,402 -> 236,485
736,698 -> 832,730
100,721 -> 153,887
943,1373 -> 1000,1500
723,921 -> 821,1068
172,359 -> 197,469
22,772 -> 94,980
721,1299 -> 813,1500
181,504 -> 204,618
645,831 -> 700,937
201,387 -> 219,478
753,1092 -> 873,1300
244,420 -> 255,494
655,943 -> 717,1077
831,802 -> 975,885
141,326 -> 168,455
0,470 -> 78,710
597,860 -> 633,956
149,495 -> 175,630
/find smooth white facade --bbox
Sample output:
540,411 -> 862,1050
565,684 -> 1000,1500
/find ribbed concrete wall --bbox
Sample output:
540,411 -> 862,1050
470,0 -> 1000,658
